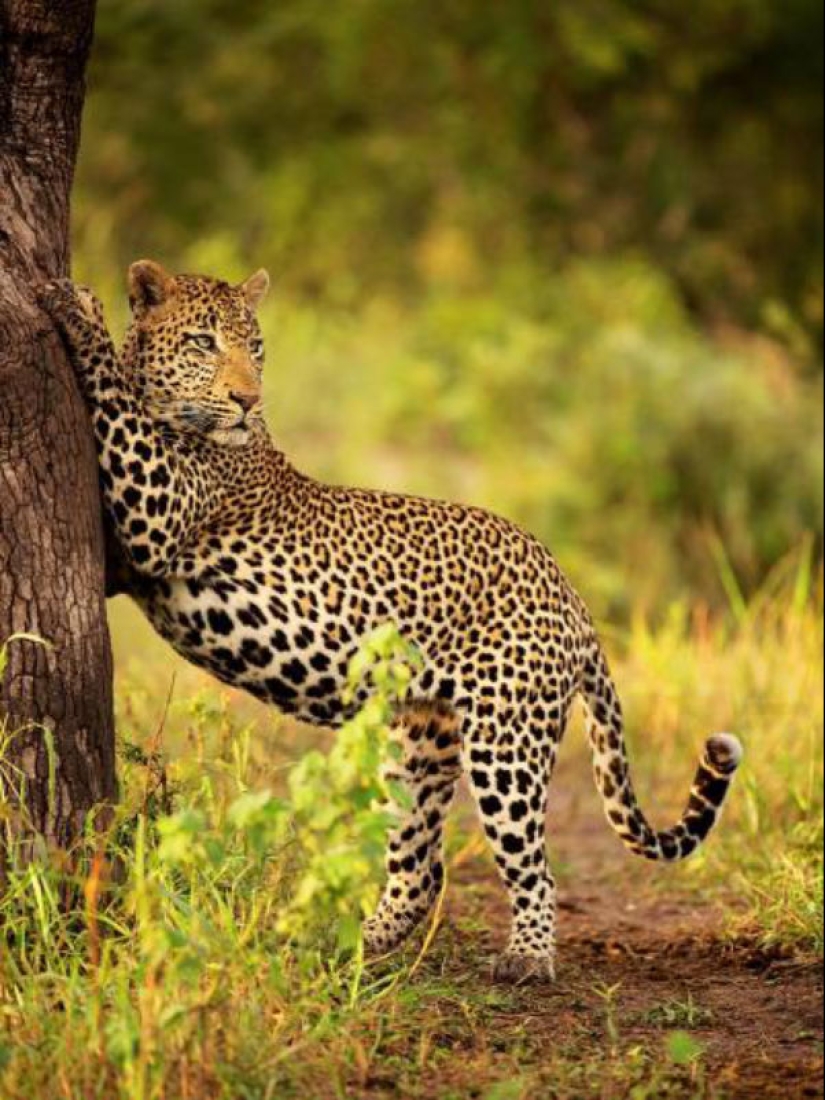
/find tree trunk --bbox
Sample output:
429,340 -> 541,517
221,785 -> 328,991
0,0 -> 116,865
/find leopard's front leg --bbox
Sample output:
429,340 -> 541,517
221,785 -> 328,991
37,280 -> 203,578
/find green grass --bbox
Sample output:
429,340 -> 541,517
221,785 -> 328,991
641,997 -> 715,1031
614,550 -> 824,955
0,572 -> 822,1098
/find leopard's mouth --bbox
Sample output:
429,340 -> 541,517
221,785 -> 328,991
162,405 -> 253,447
209,424 -> 252,448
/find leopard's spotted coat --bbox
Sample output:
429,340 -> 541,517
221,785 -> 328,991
38,264 -> 743,982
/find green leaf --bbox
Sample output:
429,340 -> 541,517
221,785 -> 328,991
667,1030 -> 705,1066
483,1079 -> 531,1100
228,788 -> 276,827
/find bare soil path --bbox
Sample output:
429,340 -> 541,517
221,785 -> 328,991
382,754 -> 824,1100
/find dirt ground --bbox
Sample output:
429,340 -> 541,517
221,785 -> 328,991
394,755 -> 824,1100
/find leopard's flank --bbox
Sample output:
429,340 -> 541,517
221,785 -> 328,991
38,264 -> 743,983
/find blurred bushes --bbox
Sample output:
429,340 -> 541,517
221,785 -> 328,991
251,257 -> 821,617
72,1 -> 823,618
76,0 -> 823,343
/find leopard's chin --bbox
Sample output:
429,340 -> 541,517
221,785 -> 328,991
209,426 -> 252,448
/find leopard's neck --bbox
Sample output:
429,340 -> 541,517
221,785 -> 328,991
175,423 -> 320,523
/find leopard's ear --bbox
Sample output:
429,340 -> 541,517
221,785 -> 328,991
241,268 -> 271,311
129,260 -> 174,315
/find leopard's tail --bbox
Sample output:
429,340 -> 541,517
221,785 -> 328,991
580,641 -> 743,862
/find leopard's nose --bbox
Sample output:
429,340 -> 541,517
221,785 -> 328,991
231,391 -> 257,414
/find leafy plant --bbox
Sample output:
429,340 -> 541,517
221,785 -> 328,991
643,996 -> 714,1030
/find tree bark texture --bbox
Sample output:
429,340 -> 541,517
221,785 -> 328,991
0,0 -> 116,858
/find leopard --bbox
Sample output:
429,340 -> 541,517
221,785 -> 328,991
37,263 -> 743,983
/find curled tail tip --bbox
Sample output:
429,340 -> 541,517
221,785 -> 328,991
705,733 -> 744,775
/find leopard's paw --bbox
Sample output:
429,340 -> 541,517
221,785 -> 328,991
36,279 -> 104,332
362,916 -> 409,957
492,951 -> 556,985
363,904 -> 433,957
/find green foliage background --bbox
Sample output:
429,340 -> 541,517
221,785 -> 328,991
73,0 -> 824,618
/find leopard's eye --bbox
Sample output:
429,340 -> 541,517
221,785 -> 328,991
186,333 -> 219,353
249,338 -> 265,360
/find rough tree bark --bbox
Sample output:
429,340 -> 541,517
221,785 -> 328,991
0,0 -> 116,864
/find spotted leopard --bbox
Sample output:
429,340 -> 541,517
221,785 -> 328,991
37,264 -> 743,983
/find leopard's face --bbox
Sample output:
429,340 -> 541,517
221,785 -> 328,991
125,262 -> 270,448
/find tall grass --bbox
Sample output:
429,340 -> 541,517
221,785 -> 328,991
0,629 -> 416,1100
615,546 -> 824,953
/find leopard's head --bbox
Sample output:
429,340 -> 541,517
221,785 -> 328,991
125,261 -> 271,448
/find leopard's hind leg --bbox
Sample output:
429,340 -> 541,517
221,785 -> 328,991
463,703 -> 569,984
363,702 -> 463,955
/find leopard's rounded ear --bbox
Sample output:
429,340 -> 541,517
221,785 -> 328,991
241,269 -> 271,311
129,260 -> 173,315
